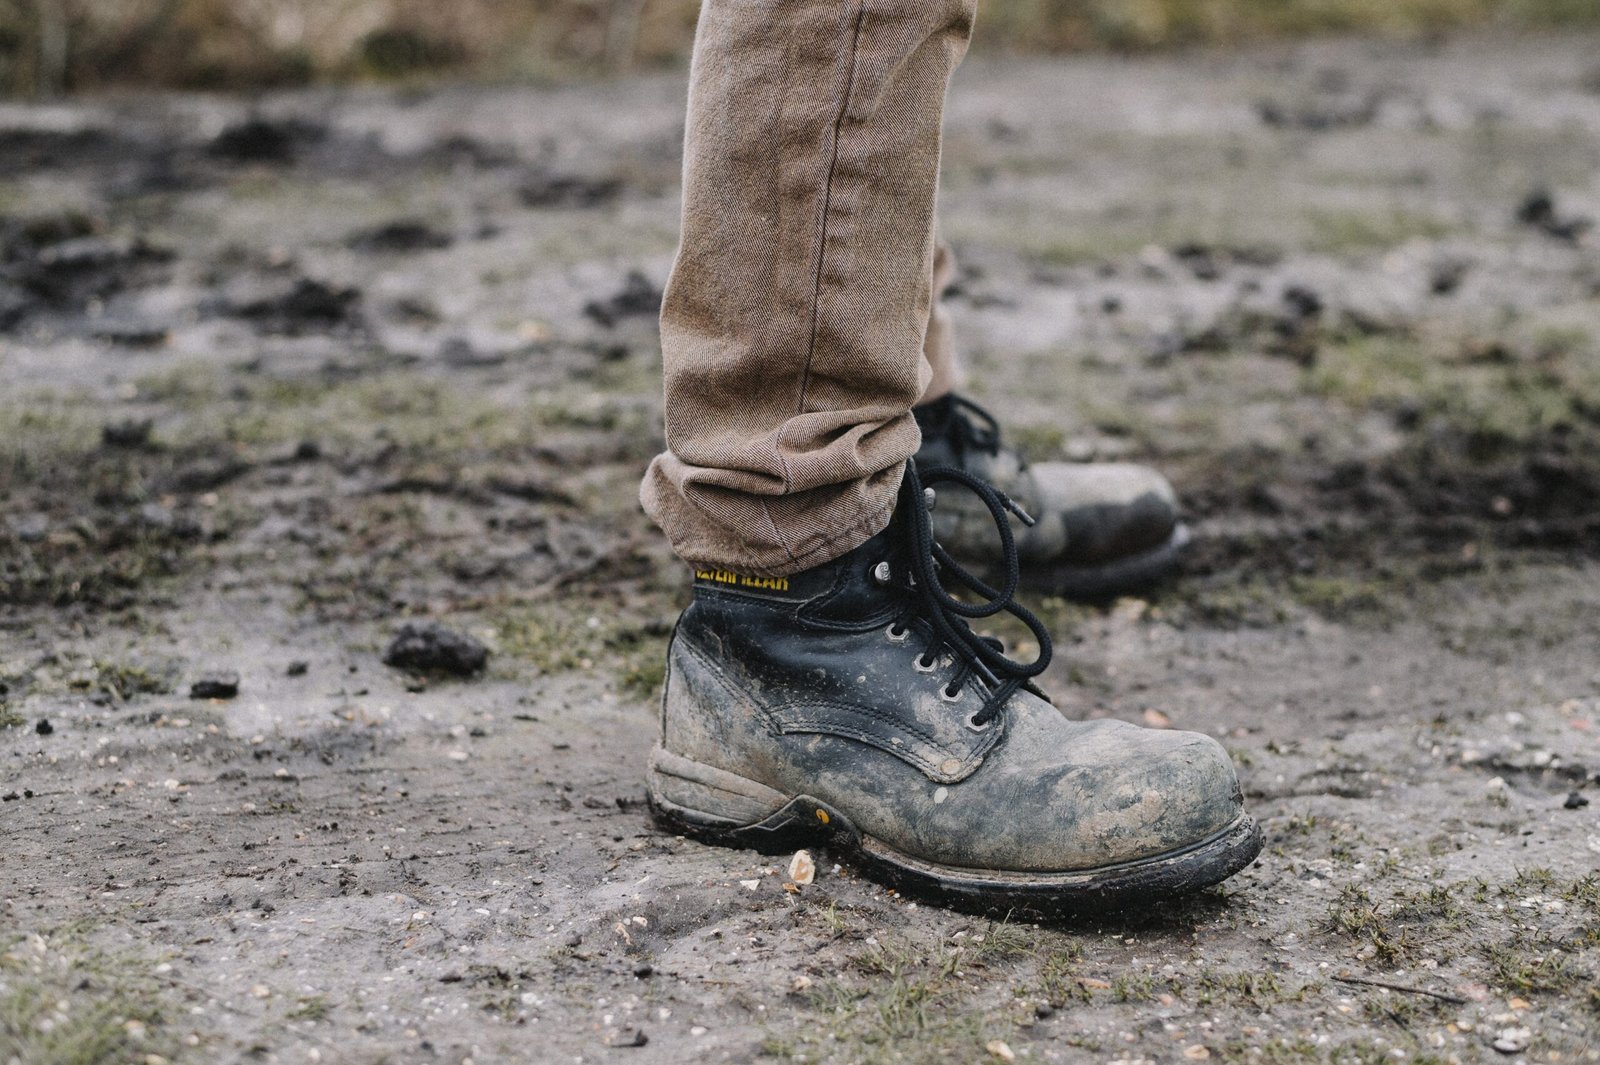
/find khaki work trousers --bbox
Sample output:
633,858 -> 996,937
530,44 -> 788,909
639,0 -> 977,577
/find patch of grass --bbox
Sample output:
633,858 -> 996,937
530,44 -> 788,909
1286,574 -> 1390,620
0,932 -> 185,1065
493,606 -> 669,695
1027,944 -> 1091,1006
286,994 -> 332,1021
1304,208 -> 1459,254
1480,941 -> 1582,995
775,926 -> 1024,1065
67,660 -> 177,702
1307,331 -> 1600,455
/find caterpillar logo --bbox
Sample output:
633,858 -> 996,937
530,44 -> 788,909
695,568 -> 789,592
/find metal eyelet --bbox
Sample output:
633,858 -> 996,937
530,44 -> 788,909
965,712 -> 994,733
913,653 -> 937,673
871,560 -> 892,585
885,623 -> 909,643
939,684 -> 964,703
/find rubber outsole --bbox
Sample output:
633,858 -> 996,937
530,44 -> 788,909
648,783 -> 1262,920
1036,522 -> 1191,601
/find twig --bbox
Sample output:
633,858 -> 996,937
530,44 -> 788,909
1333,972 -> 1467,1005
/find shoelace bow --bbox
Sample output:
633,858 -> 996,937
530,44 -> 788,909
881,461 -> 1053,729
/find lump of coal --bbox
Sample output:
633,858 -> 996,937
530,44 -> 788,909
0,128 -> 117,175
229,278 -> 362,335
1515,188 -> 1593,243
208,117 -> 325,165
384,622 -> 488,677
190,671 -> 241,700
12,236 -> 173,310
1256,92 -> 1379,131
346,220 -> 453,254
518,171 -> 622,209
584,271 -> 662,328
102,418 -> 155,450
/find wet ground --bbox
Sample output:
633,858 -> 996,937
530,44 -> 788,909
3,30 -> 1599,1065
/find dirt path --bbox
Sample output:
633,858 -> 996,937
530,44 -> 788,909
3,32 -> 1599,1065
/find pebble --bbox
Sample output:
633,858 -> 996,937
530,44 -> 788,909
1492,1027 -> 1531,1054
1564,791 -> 1589,809
34,718 -> 53,736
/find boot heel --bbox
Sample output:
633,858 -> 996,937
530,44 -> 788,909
647,747 -> 839,854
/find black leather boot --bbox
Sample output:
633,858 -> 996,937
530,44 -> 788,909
914,393 -> 1189,599
647,463 -> 1259,917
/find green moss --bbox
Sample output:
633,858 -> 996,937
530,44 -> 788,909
1304,208 -> 1459,253
0,933 -> 185,1065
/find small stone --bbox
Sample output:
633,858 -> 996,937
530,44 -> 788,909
633,963 -> 653,978
286,661 -> 309,677
34,719 -> 53,736
1564,791 -> 1589,809
9,513 -> 49,542
1034,1002 -> 1054,1019
189,671 -> 240,700
615,1028 -> 648,1048
1492,1027 -> 1531,1054
739,879 -> 760,891
1184,1046 -> 1211,1061
788,849 -> 816,886
986,1040 -> 1016,1062
563,932 -> 582,948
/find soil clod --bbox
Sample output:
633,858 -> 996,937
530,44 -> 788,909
190,671 -> 241,700
383,622 -> 488,677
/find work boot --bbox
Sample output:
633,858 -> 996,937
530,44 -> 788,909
914,393 -> 1188,599
647,463 -> 1260,917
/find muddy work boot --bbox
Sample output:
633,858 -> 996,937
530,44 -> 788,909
914,393 -> 1188,599
647,463 -> 1260,917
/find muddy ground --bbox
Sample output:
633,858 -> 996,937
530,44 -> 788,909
3,31 -> 1600,1065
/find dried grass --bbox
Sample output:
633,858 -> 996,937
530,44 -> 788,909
0,0 -> 1595,95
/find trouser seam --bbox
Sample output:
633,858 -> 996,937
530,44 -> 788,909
794,0 -> 868,429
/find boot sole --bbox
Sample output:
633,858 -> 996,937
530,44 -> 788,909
1037,523 -> 1191,601
647,747 -> 1261,920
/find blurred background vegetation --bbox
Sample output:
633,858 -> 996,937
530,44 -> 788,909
1,0 -> 1597,96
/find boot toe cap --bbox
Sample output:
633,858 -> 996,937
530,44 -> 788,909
1028,462 -> 1180,564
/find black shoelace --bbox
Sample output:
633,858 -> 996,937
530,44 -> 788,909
915,393 -> 1007,462
879,461 -> 1053,729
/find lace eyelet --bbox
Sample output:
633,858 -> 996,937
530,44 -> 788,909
913,653 -> 937,673
885,623 -> 909,643
939,684 -> 964,703
871,560 -> 892,585
965,712 -> 994,733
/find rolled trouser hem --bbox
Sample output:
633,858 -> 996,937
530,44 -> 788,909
641,460 -> 903,579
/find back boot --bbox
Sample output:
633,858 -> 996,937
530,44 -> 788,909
914,393 -> 1189,599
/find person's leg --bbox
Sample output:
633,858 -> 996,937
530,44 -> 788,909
640,0 -> 973,577
643,0 -> 1261,913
